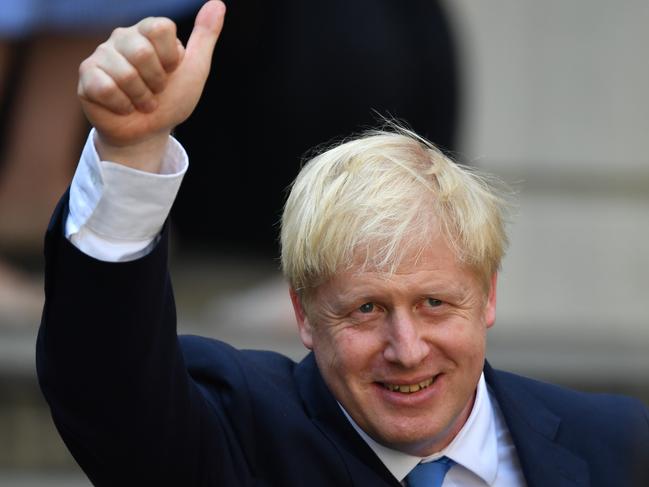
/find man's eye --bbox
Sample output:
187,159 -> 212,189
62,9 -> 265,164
427,298 -> 443,308
359,302 -> 375,313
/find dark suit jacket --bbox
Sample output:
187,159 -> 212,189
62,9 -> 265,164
37,198 -> 649,486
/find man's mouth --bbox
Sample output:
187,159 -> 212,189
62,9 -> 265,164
381,376 -> 436,394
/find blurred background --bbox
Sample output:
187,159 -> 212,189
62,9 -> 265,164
0,0 -> 647,484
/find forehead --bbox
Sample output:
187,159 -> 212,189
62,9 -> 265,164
321,235 -> 481,300
352,229 -> 459,277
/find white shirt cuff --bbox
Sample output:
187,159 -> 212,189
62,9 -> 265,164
65,129 -> 188,262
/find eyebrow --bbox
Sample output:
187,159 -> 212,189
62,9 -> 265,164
331,277 -> 472,306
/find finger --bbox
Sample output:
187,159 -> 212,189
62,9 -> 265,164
137,17 -> 180,73
113,31 -> 167,94
183,1 -> 226,82
93,44 -> 157,112
176,38 -> 186,64
78,63 -> 134,115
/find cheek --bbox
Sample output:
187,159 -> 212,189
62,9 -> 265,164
313,327 -> 383,378
460,327 -> 487,368
438,315 -> 487,358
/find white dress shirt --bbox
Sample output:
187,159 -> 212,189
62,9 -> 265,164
66,131 -> 527,486
66,129 -> 187,261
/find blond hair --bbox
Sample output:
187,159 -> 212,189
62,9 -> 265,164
280,125 -> 509,297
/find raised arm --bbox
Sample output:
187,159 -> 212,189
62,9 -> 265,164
37,4 -> 234,486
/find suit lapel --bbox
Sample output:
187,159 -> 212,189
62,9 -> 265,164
294,353 -> 402,487
484,363 -> 590,487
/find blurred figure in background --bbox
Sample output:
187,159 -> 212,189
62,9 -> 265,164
0,0 -> 205,323
172,0 -> 459,256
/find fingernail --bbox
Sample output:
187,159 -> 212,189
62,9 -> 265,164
140,99 -> 158,112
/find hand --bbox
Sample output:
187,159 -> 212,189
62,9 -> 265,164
77,1 -> 226,171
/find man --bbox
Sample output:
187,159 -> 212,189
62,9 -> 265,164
37,2 -> 648,486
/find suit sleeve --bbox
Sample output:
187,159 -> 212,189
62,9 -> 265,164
36,195 -> 233,486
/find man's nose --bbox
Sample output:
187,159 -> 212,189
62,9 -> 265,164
382,310 -> 429,368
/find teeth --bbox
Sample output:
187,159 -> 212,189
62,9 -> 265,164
384,377 -> 434,394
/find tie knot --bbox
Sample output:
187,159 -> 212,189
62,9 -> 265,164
406,457 -> 454,487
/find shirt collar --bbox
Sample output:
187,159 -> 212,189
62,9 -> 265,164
340,372 -> 499,484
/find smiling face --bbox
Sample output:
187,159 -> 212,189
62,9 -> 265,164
290,234 -> 497,456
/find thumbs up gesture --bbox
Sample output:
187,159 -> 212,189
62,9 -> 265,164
77,1 -> 226,171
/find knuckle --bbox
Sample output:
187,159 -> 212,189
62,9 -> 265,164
78,58 -> 94,75
115,67 -> 139,86
147,17 -> 176,37
109,26 -> 126,40
138,16 -> 156,27
88,74 -> 116,100
128,42 -> 155,64
93,42 -> 113,60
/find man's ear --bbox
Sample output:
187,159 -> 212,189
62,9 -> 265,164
289,288 -> 314,349
485,273 -> 498,329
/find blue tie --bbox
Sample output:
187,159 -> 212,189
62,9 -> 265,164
406,457 -> 454,487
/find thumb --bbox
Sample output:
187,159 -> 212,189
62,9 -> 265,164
183,1 -> 226,79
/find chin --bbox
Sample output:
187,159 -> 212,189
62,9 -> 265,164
363,398 -> 472,456
362,413 -> 450,456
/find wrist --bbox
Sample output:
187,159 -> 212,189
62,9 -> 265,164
94,130 -> 172,174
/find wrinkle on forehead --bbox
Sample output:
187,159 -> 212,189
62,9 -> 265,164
347,229 -> 467,280
319,243 -> 484,308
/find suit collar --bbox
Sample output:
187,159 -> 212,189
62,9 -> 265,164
484,362 -> 590,487
294,353 -> 401,487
